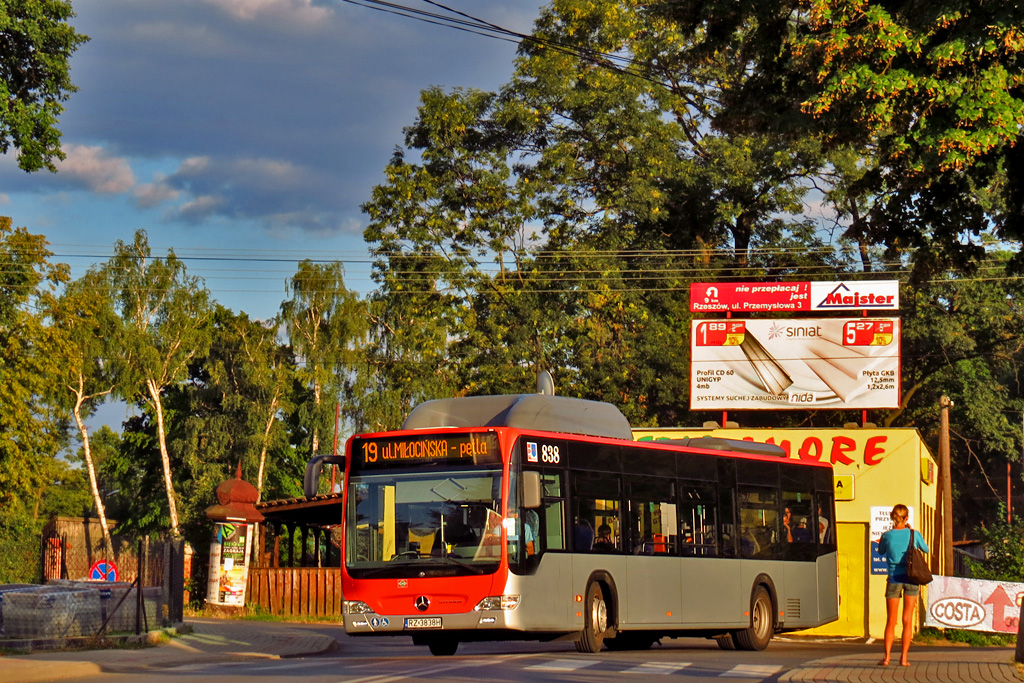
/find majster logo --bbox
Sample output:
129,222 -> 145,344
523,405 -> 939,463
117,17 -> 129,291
817,283 -> 896,309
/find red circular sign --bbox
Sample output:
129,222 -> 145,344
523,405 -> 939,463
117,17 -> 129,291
89,560 -> 118,581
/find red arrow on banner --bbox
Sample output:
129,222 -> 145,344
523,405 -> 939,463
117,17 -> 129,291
984,585 -> 1017,633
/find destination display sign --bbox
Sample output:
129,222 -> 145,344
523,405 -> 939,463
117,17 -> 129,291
352,432 -> 501,470
690,281 -> 899,313
690,318 -> 901,410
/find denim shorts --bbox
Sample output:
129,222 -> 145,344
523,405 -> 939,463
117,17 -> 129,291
885,580 -> 921,599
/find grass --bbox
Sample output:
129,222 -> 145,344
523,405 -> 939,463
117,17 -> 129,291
915,627 -> 1017,647
185,603 -> 342,623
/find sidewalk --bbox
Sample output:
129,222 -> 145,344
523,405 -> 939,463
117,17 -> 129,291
780,646 -> 1022,682
0,618 -> 1020,682
0,618 -> 338,682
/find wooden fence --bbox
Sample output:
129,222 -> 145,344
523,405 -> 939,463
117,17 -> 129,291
246,567 -> 344,617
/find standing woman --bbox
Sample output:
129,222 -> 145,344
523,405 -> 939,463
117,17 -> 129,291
876,503 -> 929,666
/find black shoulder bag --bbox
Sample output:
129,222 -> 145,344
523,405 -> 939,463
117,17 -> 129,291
905,528 -> 933,585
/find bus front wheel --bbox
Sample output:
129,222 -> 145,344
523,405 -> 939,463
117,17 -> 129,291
575,581 -> 608,653
734,586 -> 773,651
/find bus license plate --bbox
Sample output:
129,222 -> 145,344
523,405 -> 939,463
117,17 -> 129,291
405,617 -> 442,629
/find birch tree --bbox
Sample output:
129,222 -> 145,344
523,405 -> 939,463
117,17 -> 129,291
47,270 -> 120,555
281,261 -> 365,458
103,230 -> 212,537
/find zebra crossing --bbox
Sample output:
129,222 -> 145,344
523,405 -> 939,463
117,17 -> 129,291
523,657 -> 781,678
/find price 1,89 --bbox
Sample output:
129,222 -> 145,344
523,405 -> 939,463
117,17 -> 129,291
695,321 -> 746,346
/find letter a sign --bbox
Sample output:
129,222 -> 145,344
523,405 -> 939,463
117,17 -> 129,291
833,474 -> 855,501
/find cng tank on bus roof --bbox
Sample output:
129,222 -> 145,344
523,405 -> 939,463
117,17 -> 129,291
661,437 -> 787,457
401,394 -> 633,441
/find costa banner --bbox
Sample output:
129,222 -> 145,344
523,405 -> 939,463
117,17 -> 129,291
924,576 -> 1024,634
690,280 -> 899,313
690,318 -> 900,409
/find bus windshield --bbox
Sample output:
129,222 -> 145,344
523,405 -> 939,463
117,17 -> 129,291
346,469 -> 504,578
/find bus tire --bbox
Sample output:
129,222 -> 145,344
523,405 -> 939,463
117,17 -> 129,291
734,585 -> 773,651
575,581 -> 608,653
715,633 -> 737,650
426,638 -> 459,656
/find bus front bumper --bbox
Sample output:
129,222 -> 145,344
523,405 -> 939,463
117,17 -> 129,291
344,609 -> 518,635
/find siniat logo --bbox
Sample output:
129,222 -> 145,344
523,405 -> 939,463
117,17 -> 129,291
768,322 -> 822,339
817,283 -> 896,308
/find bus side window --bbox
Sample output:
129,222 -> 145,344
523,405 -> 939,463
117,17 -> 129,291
627,476 -> 676,555
738,486 -> 779,559
572,472 -> 620,553
541,472 -> 565,551
816,492 -> 834,547
679,482 -> 717,557
573,497 -> 620,552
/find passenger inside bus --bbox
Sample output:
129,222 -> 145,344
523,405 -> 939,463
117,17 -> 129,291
793,517 -> 813,543
593,524 -> 615,551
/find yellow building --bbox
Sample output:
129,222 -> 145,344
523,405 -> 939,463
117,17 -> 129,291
633,426 -> 939,639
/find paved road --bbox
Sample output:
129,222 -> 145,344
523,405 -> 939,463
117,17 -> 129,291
2,619 -> 1020,682
53,623 -> 1024,682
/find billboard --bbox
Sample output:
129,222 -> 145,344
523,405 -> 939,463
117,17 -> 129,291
690,318 -> 900,409
690,280 -> 899,313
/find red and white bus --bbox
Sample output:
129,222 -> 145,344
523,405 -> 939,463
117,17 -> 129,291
313,393 -> 838,656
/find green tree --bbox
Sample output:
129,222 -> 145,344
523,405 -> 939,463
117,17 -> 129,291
0,216 -> 69,519
47,270 -> 121,555
658,0 -> 1024,278
967,508 -> 1024,582
359,2 -> 847,425
1,0 -> 89,172
281,261 -> 366,455
103,230 -> 213,537
169,306 -> 296,509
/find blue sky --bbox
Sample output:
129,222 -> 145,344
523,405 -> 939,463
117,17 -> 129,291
2,0 -> 541,320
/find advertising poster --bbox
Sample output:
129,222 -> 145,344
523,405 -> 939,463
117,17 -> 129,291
206,522 -> 252,606
869,505 -> 915,575
690,318 -> 900,410
924,576 -> 1024,634
690,280 -> 899,313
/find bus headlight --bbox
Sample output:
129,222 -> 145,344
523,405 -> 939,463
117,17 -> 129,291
474,595 -> 520,611
345,600 -> 375,614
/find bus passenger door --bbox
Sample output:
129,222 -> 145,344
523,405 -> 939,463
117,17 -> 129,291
623,485 -> 682,625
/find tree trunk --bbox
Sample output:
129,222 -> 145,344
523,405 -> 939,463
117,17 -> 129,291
311,380 -> 322,455
256,392 -> 280,494
72,380 -> 115,558
147,378 -> 181,536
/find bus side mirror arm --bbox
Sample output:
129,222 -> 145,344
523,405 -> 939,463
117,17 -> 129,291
303,454 -> 346,499
522,470 -> 542,509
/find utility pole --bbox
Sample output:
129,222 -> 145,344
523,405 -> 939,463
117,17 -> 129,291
938,396 -> 954,576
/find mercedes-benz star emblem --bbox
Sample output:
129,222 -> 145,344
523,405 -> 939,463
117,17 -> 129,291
415,596 -> 430,612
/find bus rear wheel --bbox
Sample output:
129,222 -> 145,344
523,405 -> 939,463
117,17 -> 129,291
715,633 -> 737,650
575,581 -> 608,653
734,586 -> 773,651
426,638 -> 459,656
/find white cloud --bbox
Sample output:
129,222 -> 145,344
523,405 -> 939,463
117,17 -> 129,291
55,145 -> 136,194
0,193 -> 9,205
135,177 -> 181,208
202,0 -> 332,27
176,194 -> 225,221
